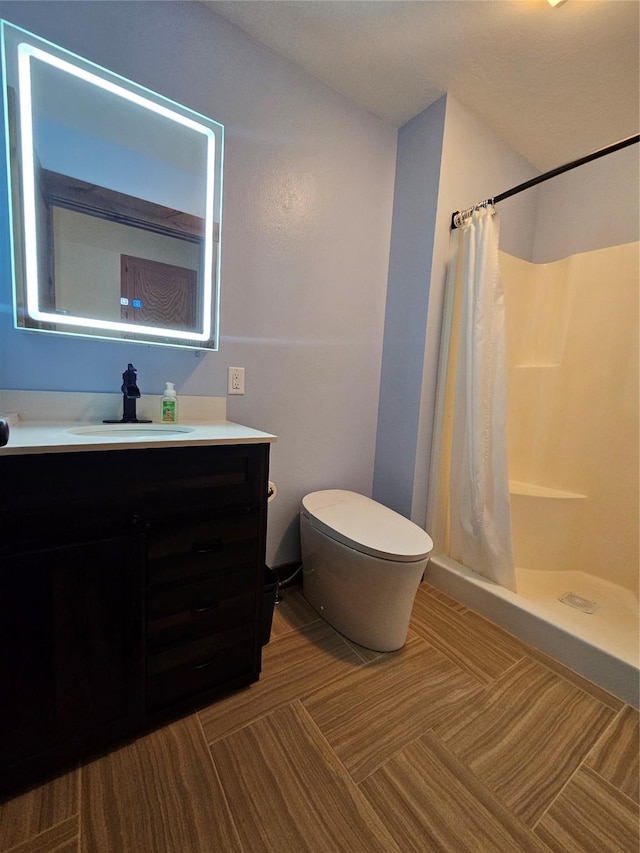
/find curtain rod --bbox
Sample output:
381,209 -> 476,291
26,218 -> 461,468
450,133 -> 640,230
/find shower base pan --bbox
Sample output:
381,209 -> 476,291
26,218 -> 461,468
425,555 -> 639,709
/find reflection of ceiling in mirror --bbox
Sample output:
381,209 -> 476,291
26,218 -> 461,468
30,55 -> 208,175
35,119 -> 207,216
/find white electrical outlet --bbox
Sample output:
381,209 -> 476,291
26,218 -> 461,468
227,367 -> 245,395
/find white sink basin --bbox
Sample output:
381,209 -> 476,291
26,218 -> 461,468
67,424 -> 195,437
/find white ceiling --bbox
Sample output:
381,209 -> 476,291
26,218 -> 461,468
203,0 -> 639,172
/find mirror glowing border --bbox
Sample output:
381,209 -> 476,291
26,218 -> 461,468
17,44 -> 217,341
1,20 -> 223,350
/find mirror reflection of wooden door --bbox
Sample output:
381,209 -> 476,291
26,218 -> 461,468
120,255 -> 198,331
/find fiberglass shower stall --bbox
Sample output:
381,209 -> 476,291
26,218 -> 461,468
427,135 -> 640,707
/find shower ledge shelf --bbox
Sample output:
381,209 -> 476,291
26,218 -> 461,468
514,362 -> 560,369
509,480 -> 587,500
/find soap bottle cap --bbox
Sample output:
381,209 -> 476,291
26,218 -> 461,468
164,382 -> 176,397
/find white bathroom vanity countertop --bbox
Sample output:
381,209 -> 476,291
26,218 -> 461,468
0,420 -> 277,457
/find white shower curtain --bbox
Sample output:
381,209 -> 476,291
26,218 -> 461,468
448,205 -> 516,591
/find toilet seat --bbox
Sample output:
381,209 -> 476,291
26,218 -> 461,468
301,489 -> 433,563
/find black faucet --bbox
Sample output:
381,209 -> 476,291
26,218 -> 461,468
103,364 -> 152,424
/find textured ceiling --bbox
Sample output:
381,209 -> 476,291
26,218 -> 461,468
203,0 -> 639,172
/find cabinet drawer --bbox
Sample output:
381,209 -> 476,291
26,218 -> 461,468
130,444 -> 268,512
147,570 -> 256,650
148,568 -> 256,619
147,512 -> 260,586
146,628 -> 256,712
147,623 -> 253,676
0,443 -> 269,525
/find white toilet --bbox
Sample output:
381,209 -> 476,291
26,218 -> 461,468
300,490 -> 433,652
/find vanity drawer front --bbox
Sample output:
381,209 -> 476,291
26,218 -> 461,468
132,444 -> 269,512
148,567 -> 255,619
147,512 -> 260,586
146,627 -> 256,712
147,570 -> 256,650
0,444 -> 269,521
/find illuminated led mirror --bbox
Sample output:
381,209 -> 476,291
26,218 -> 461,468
1,21 -> 223,349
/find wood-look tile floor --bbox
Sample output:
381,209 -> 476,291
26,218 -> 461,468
2,583 -> 638,852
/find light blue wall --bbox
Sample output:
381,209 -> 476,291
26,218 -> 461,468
374,94 -> 541,526
372,97 -> 446,517
532,142 -> 639,262
0,1 -> 397,565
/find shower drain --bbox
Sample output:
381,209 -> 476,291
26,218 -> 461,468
558,592 -> 599,614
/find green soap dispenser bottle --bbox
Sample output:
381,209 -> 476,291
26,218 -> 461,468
161,382 -> 178,423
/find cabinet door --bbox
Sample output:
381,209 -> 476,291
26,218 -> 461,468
0,550 -> 56,764
0,533 -> 145,771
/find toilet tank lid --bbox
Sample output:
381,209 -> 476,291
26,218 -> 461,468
301,490 -> 433,562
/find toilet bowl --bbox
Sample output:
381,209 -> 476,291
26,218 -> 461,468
300,490 -> 433,652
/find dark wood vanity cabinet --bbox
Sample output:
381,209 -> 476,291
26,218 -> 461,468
0,442 -> 269,796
